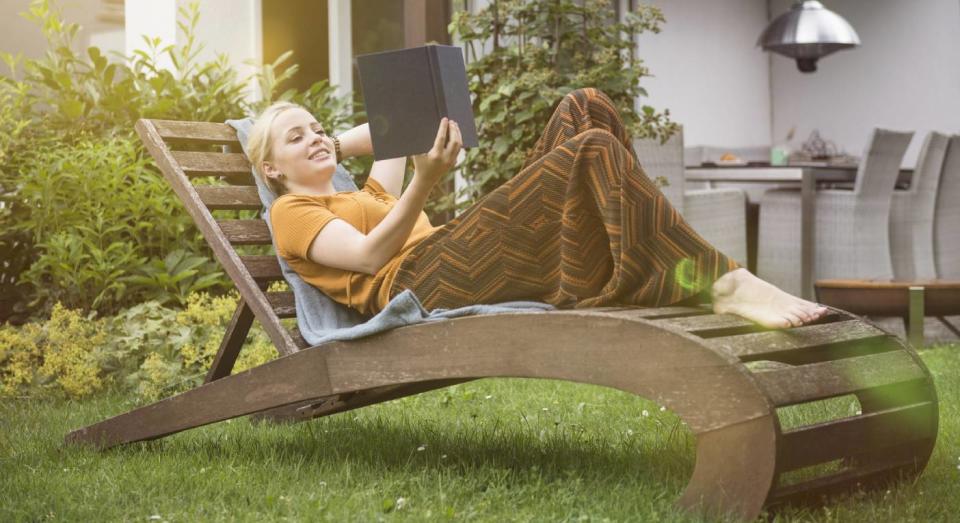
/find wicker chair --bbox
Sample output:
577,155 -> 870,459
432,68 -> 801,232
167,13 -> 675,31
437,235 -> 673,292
757,129 -> 914,297
934,135 -> 960,279
889,131 -> 951,280
634,131 -> 748,267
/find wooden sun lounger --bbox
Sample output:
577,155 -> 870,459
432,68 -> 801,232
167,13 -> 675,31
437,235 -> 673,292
65,119 -> 940,521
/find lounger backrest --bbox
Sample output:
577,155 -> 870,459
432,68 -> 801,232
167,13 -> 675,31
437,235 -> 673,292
135,119 -> 302,356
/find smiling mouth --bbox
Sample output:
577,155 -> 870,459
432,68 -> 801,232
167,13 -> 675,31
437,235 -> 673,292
309,150 -> 331,161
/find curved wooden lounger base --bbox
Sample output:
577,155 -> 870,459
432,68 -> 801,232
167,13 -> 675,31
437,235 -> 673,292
65,307 -> 937,521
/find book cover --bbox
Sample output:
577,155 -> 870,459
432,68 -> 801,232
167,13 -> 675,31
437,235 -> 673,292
356,44 -> 479,161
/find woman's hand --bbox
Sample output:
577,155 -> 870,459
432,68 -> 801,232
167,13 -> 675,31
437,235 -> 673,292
411,117 -> 461,187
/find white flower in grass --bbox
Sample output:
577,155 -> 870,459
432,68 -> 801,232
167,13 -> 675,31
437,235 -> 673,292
659,406 -> 667,412
641,409 -> 650,417
148,516 -> 162,521
485,394 -> 493,400
625,429 -> 634,436
542,407 -> 549,412
441,454 -> 448,459
396,497 -> 407,510
417,444 -> 427,452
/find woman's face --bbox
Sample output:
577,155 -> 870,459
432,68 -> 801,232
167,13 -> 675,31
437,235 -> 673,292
262,107 -> 336,188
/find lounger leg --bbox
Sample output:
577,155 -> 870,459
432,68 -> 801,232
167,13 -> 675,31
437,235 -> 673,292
678,415 -> 777,521
206,299 -> 254,382
251,379 -> 472,424
66,345 -> 334,449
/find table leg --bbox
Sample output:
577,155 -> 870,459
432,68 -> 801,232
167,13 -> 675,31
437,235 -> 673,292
800,171 -> 815,300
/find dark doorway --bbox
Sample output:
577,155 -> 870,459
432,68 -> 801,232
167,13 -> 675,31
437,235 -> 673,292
262,0 -> 330,92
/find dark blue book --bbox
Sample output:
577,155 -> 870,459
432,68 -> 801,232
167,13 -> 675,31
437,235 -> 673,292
356,44 -> 479,161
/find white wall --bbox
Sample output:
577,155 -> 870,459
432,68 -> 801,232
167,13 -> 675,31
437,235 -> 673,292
633,0 -> 773,149
125,0 -> 260,98
0,0 -> 124,71
769,0 -> 960,167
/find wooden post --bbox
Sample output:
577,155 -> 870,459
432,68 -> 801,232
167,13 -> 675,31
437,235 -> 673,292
908,286 -> 925,349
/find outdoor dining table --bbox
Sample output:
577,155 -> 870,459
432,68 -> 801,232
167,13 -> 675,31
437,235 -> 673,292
684,163 -> 913,300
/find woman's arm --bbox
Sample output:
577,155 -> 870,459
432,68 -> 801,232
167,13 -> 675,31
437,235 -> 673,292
306,119 -> 461,275
335,123 -> 372,160
337,122 -> 407,199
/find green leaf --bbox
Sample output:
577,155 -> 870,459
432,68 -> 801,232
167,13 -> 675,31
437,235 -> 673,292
60,97 -> 85,118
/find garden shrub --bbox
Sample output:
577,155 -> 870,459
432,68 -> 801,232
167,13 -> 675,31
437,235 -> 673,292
114,291 -> 276,401
12,135 -> 224,316
0,303 -> 105,398
0,292 -> 277,400
446,0 -> 679,211
0,0 -> 361,320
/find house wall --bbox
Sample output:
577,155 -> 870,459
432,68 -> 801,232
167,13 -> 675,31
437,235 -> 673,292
632,0 -> 774,150
768,0 -> 960,167
463,1 -> 774,150
0,0 -> 123,72
125,0 -> 261,97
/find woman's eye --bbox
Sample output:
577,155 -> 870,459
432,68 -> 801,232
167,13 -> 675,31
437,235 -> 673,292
290,136 -> 301,142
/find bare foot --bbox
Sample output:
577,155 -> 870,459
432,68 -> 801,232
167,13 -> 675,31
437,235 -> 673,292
711,268 -> 829,329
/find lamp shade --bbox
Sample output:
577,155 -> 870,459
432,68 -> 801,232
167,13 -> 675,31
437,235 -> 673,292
757,0 -> 860,73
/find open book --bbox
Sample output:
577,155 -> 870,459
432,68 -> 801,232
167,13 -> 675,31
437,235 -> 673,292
356,44 -> 479,161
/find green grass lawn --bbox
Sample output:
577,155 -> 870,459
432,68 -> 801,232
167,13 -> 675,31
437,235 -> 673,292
2,343 -> 958,522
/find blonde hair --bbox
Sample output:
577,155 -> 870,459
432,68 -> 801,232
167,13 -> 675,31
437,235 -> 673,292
247,101 -> 305,197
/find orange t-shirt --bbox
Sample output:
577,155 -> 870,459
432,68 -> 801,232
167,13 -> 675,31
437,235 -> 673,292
270,178 -> 440,315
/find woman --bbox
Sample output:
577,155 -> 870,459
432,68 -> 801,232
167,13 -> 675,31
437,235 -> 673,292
249,88 -> 827,328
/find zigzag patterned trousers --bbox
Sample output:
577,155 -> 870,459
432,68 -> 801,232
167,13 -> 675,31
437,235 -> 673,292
390,88 -> 741,310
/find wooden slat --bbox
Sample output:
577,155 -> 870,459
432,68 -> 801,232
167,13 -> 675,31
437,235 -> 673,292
196,186 -> 262,210
241,255 -> 283,282
752,350 -> 926,406
598,306 -> 710,320
218,219 -> 272,245
135,119 -> 298,356
266,291 -> 296,318
152,119 -> 241,146
769,441 -> 927,504
172,151 -> 251,180
707,321 -> 887,361
655,313 -> 756,332
778,402 -> 935,472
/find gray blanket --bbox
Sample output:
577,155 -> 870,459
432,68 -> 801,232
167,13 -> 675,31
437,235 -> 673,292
225,118 -> 554,346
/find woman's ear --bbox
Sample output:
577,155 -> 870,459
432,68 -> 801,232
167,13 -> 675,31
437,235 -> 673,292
261,161 -> 281,180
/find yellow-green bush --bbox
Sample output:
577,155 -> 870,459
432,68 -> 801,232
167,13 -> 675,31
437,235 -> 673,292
132,291 -> 276,401
0,303 -> 105,397
0,292 -> 277,401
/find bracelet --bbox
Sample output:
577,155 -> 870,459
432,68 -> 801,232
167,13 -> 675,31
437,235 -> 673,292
332,135 -> 342,163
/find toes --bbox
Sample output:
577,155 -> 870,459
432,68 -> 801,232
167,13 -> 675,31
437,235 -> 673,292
784,312 -> 804,327
790,306 -> 811,323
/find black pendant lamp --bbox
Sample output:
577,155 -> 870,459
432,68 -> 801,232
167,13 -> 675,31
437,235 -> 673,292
757,0 -> 860,73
